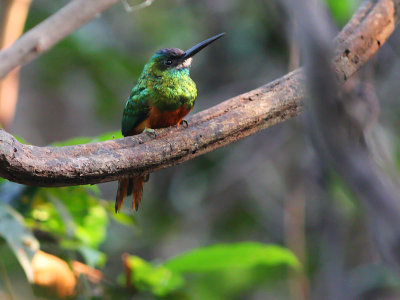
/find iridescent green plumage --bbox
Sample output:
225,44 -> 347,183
116,33 -> 225,213
122,50 -> 197,136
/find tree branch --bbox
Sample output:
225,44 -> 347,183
0,0 -> 398,187
0,0 -> 120,79
286,0 -> 400,271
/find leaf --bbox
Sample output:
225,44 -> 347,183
325,0 -> 356,25
126,256 -> 184,296
104,201 -> 138,227
75,205 -> 108,248
14,135 -> 28,144
49,196 -> 76,238
164,242 -> 300,274
110,210 -> 138,226
121,243 -> 299,297
25,186 -> 109,267
40,186 -> 108,248
0,203 -> 39,282
51,136 -> 93,146
51,130 -> 123,146
91,130 -> 123,142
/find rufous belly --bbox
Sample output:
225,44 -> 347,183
134,105 -> 191,134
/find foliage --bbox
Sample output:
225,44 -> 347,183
123,242 -> 299,297
325,0 -> 358,25
25,186 -> 108,265
2,0 -> 400,298
0,203 -> 39,282
164,242 -> 299,273
51,130 -> 123,146
0,130 -> 299,298
124,256 -> 185,296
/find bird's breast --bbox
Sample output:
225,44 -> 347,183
147,105 -> 192,128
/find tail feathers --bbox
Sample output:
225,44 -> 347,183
115,176 -> 146,213
115,178 -> 129,213
133,176 -> 145,211
127,178 -> 134,196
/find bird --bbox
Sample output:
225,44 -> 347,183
115,33 -> 225,213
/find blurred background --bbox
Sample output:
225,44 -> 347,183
2,0 -> 400,299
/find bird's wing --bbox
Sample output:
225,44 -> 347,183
121,89 -> 150,137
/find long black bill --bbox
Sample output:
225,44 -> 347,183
182,32 -> 225,59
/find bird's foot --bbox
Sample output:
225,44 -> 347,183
179,120 -> 189,128
143,127 -> 157,137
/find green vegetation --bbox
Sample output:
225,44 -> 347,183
2,0 -> 400,299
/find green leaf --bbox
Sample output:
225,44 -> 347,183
164,242 -> 300,274
104,201 -> 138,227
325,0 -> 357,25
51,130 -> 123,146
14,135 -> 28,144
91,130 -> 123,142
75,205 -> 108,248
0,203 -> 39,282
46,186 -> 108,248
25,186 -> 108,257
51,136 -> 93,146
125,256 -> 184,296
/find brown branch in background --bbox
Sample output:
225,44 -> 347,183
284,186 -> 309,300
286,0 -> 400,273
0,0 -> 32,130
0,0 -> 398,187
122,253 -> 133,289
0,0 -> 120,80
284,19 -> 309,300
287,19 -> 300,72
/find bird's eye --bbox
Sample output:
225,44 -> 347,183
165,60 -> 172,66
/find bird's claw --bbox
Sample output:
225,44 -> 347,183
143,127 -> 157,137
179,120 -> 189,128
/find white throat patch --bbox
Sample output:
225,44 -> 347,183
176,57 -> 192,70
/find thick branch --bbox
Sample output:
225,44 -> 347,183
0,0 -> 120,79
0,0 -> 398,187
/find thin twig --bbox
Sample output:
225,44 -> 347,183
0,0 -> 120,79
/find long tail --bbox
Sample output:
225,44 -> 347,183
115,176 -> 146,213
132,176 -> 145,211
115,178 -> 129,213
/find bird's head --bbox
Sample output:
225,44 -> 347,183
148,33 -> 225,73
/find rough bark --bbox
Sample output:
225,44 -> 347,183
0,0 -> 398,187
